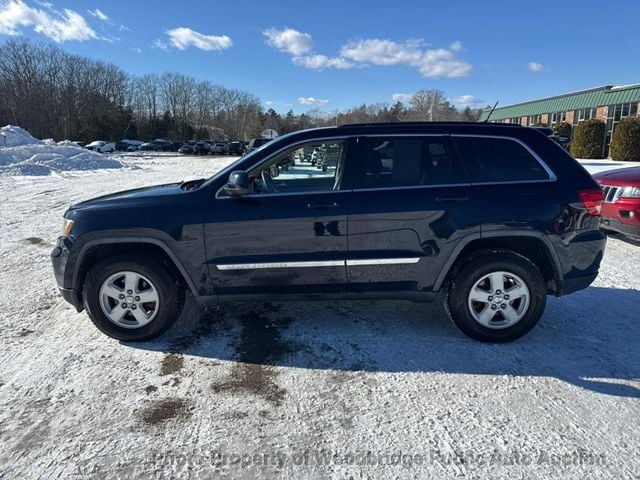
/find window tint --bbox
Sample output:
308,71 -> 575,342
249,139 -> 348,195
454,136 -> 550,183
356,137 -> 465,189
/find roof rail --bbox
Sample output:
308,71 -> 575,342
339,121 -> 521,128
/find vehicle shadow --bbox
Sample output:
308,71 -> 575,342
129,286 -> 640,399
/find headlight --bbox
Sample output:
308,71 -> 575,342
621,186 -> 640,198
63,218 -> 75,236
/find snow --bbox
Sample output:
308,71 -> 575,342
0,125 -> 123,176
577,158 -> 640,175
0,152 -> 638,479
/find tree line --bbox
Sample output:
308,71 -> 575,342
0,39 -> 484,143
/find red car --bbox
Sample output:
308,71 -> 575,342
593,166 -> 640,240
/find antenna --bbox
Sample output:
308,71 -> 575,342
484,101 -> 499,123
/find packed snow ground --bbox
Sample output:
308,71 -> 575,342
0,153 -> 638,479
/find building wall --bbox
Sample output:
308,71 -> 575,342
596,106 -> 608,121
520,117 -> 527,127
565,111 -> 574,125
541,113 -> 549,126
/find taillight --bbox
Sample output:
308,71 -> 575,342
578,189 -> 604,216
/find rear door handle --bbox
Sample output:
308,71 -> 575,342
435,196 -> 469,203
307,201 -> 339,210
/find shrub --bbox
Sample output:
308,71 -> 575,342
609,116 -> 640,161
570,119 -> 605,158
553,121 -> 572,138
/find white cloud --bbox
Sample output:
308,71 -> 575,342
454,94 -> 483,105
292,54 -> 353,70
166,27 -> 232,51
152,38 -> 169,51
87,8 -> 108,22
391,92 -> 413,103
340,39 -> 471,78
298,96 -> 329,106
263,27 -> 471,78
130,46 -> 142,54
0,0 -> 96,42
528,62 -> 544,73
263,27 -> 313,56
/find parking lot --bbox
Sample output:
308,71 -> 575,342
0,152 -> 638,479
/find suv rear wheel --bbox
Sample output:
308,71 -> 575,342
83,254 -> 184,341
446,250 -> 546,342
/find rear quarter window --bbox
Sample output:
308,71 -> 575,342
454,136 -> 551,183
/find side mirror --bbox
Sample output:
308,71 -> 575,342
224,170 -> 250,197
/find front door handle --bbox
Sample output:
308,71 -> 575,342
307,201 -> 339,210
435,195 -> 469,203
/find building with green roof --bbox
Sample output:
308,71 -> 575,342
479,84 -> 640,156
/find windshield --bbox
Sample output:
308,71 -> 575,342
202,134 -> 291,187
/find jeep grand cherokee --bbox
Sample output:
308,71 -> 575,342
51,122 -> 606,343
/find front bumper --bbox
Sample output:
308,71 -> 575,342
51,236 -> 83,311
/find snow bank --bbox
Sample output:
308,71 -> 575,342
0,125 -> 123,176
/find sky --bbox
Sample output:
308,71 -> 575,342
1,0 -> 640,114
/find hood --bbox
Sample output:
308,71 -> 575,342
593,166 -> 640,186
67,182 -> 187,213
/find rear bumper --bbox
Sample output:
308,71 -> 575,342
562,273 -> 599,296
553,229 -> 606,296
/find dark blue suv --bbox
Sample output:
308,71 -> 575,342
51,122 -> 606,342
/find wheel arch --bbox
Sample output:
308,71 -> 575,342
72,238 -> 198,300
434,232 -> 563,295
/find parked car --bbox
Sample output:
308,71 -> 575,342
172,141 -> 183,152
115,140 -> 143,152
193,141 -> 210,155
310,146 -> 323,166
227,141 -> 244,156
138,142 -> 158,151
534,127 -> 570,150
85,141 -> 115,153
210,142 -> 229,155
52,122 -> 606,343
317,143 -> 342,172
151,139 -> 174,151
593,166 -> 640,241
246,137 -> 271,154
178,143 -> 195,154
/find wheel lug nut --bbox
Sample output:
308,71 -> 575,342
504,294 -> 510,300
131,305 -> 137,310
496,290 -> 502,295
122,303 -> 127,308
488,296 -> 493,301
135,296 -> 140,301
127,290 -> 133,294
501,304 -> 507,309
491,304 -> 497,310
119,294 -> 125,299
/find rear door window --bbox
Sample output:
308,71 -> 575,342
453,136 -> 551,183
353,136 -> 467,189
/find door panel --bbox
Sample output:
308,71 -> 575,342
346,186 -> 480,292
204,192 -> 349,294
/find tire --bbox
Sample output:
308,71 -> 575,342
446,249 -> 547,343
83,254 -> 185,341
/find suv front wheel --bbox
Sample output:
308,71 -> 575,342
446,250 -> 547,343
83,254 -> 185,341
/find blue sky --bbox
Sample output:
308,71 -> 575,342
1,0 -> 640,113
